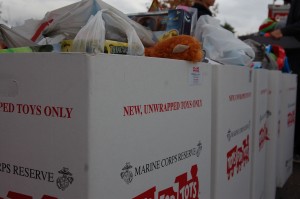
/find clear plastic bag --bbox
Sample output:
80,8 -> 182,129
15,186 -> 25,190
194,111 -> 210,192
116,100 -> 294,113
72,11 -> 106,53
194,15 -> 255,66
95,0 -> 155,47
72,9 -> 144,56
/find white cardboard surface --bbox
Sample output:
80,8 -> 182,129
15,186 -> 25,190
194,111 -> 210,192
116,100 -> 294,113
211,65 -> 253,199
250,69 -> 269,199
276,73 -> 297,188
0,53 -> 212,199
265,70 -> 282,199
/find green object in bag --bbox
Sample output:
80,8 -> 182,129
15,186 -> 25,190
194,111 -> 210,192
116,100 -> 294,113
0,44 -> 61,53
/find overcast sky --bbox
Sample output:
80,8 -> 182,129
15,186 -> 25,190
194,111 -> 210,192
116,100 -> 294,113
0,0 -> 285,36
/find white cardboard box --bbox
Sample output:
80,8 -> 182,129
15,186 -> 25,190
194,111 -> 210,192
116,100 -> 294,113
211,65 -> 253,199
250,69 -> 269,199
0,53 -> 212,199
276,73 -> 297,188
265,70 -> 282,199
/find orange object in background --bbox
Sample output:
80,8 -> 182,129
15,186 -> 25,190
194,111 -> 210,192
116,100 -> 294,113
0,40 -> 7,49
148,0 -> 194,11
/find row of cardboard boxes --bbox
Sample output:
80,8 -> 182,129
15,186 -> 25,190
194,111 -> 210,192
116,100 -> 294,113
0,53 -> 297,199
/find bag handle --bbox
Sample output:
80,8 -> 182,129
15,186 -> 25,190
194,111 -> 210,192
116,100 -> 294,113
72,11 -> 106,53
101,9 -> 144,56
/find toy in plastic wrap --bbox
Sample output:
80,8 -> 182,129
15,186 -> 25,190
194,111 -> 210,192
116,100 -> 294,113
128,11 -> 168,32
128,9 -> 193,41
259,18 -> 278,34
144,35 -> 204,62
104,40 -> 128,54
243,39 -> 266,69
265,44 -> 291,73
62,40 -> 129,54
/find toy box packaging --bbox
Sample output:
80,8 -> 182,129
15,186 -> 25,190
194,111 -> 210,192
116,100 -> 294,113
264,70 -> 282,199
60,40 -> 128,54
211,65 -> 253,199
103,40 -> 128,54
155,9 -> 192,41
166,9 -> 191,35
250,69 -> 269,199
277,73 -> 297,188
0,53 -> 212,199
128,9 -> 192,41
128,11 -> 168,32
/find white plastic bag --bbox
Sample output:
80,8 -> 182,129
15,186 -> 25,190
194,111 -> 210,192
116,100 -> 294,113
19,0 -> 155,47
72,9 -> 144,56
0,24 -> 36,48
95,0 -> 155,47
194,15 -> 255,66
71,11 -> 106,54
30,0 -> 95,43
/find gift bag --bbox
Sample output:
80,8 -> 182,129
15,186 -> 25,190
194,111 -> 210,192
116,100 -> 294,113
72,9 -> 144,56
194,15 -> 255,66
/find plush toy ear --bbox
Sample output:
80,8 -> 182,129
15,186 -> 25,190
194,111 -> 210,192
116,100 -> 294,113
172,44 -> 190,53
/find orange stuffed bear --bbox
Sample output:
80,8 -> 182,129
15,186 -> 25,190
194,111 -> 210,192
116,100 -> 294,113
144,35 -> 204,62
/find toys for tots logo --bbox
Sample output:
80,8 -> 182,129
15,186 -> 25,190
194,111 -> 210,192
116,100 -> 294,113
288,110 -> 296,126
259,123 -> 270,151
227,135 -> 250,180
133,164 -> 199,199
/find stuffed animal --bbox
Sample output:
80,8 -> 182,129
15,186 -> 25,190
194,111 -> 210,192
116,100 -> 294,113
144,35 -> 204,62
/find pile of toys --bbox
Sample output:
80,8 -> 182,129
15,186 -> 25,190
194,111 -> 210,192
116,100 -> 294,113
0,1 -> 207,63
1,0 -> 285,69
